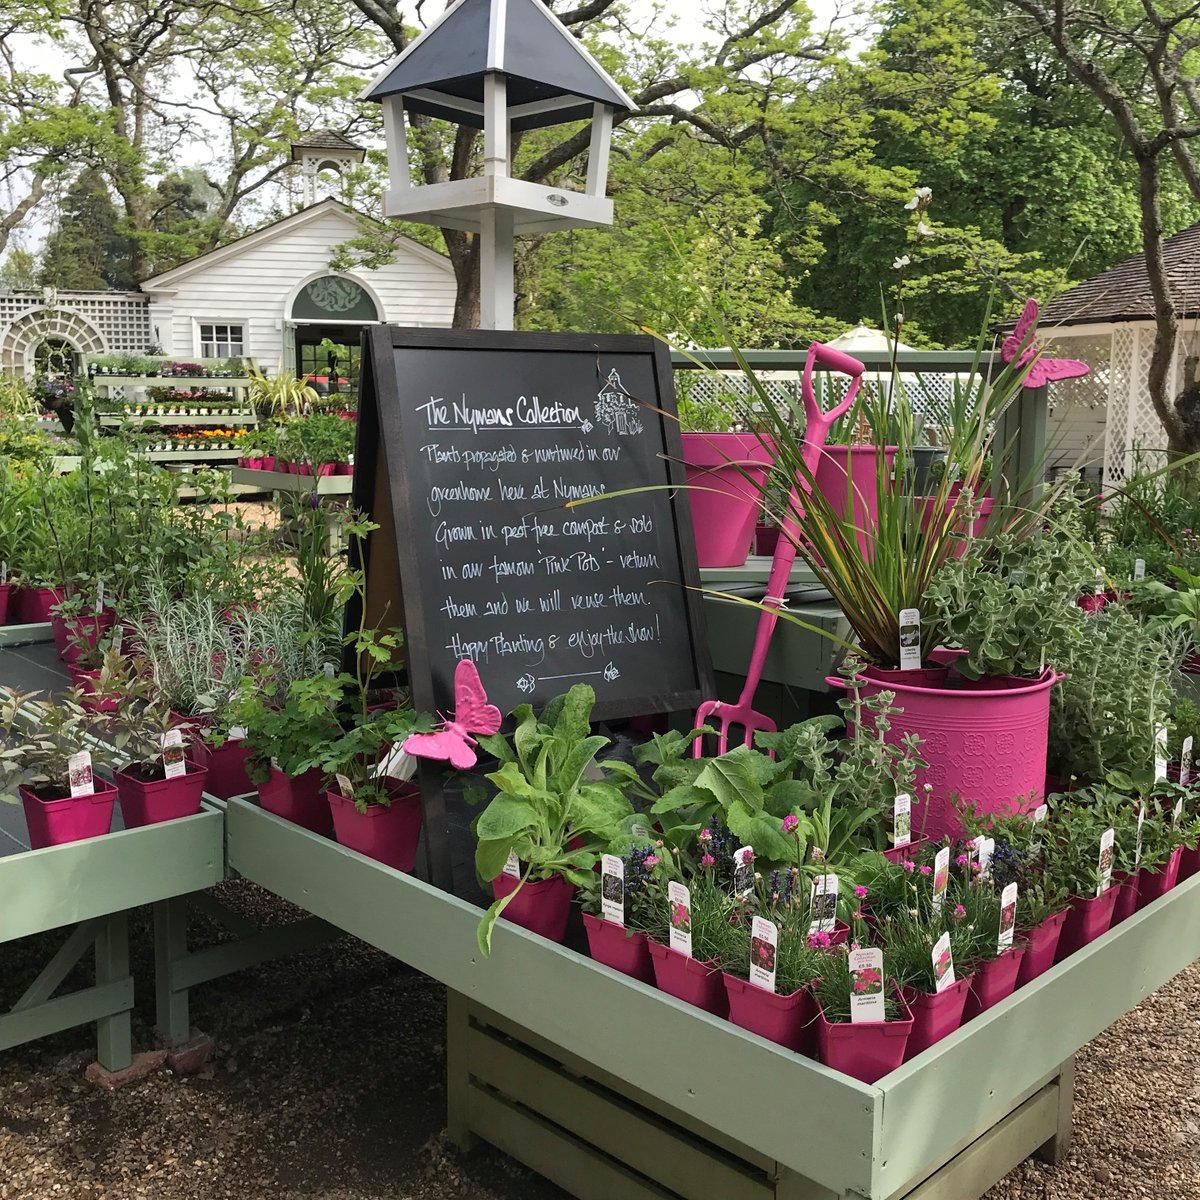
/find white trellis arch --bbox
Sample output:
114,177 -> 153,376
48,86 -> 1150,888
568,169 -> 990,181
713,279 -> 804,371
0,307 -> 107,376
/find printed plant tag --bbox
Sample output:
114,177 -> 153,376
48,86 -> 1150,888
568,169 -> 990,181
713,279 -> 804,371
808,874 -> 839,934
335,773 -> 353,799
1135,802 -> 1146,868
1008,568 -> 1025,586
112,623 -> 124,655
161,729 -> 187,780
1031,803 -> 1049,854
1174,796 -> 1185,827
1095,568 -> 1105,596
749,916 -> 778,993
0,562 -> 6,584
898,608 -> 922,671
893,792 -> 912,849
68,750 -> 95,797
732,846 -> 755,899
228,725 -> 247,740
270,755 -> 281,771
600,854 -> 624,926
322,662 -> 336,677
932,846 -> 951,912
1134,558 -> 1146,581
95,581 -> 105,614
932,931 -> 955,993
502,849 -> 521,880
975,836 -> 995,882
1183,736 -> 1194,786
668,881 -> 692,957
374,744 -> 418,781
630,823 -> 649,840
1155,725 -> 1169,782
998,882 -> 1018,954
849,947 -> 886,1024
1097,827 -> 1115,896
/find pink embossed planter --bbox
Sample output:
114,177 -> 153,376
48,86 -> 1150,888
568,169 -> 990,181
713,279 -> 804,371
902,977 -> 972,1060
830,664 -> 1061,841
724,975 -> 816,1054
582,914 -> 654,984
490,873 -> 576,942
681,432 -> 775,568
817,989 -> 913,1084
20,781 -> 117,849
648,941 -> 728,1017
1016,910 -> 1068,986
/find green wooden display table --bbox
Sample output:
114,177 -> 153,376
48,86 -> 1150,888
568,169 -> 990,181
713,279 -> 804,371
224,794 -> 1200,1200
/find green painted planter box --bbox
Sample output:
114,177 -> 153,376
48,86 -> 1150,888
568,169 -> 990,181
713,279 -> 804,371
225,797 -> 1200,1199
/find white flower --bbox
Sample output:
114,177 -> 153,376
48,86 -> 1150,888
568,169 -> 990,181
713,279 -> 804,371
893,312 -> 904,325
893,255 -> 911,269
915,220 -> 935,237
903,186 -> 933,210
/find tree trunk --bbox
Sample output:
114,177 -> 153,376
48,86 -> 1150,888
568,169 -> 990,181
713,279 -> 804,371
446,228 -> 480,328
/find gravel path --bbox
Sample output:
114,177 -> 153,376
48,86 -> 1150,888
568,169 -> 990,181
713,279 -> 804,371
1,881 -> 1197,1200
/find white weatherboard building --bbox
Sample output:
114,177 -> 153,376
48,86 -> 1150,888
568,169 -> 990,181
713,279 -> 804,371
0,135 -> 456,385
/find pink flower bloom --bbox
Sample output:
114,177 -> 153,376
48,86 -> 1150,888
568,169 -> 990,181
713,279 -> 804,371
971,862 -> 983,874
850,940 -> 861,951
956,854 -> 969,867
700,853 -> 715,867
851,908 -> 865,921
698,829 -> 712,842
964,839 -> 977,850
919,865 -> 932,875
643,855 -> 660,868
853,981 -> 868,993
807,931 -> 832,949
854,885 -> 868,898
954,904 -> 966,918
812,848 -> 825,862
739,848 -> 755,865
902,860 -> 916,872
782,814 -> 800,834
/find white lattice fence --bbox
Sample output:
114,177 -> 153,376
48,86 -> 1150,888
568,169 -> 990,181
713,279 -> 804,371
0,291 -> 151,374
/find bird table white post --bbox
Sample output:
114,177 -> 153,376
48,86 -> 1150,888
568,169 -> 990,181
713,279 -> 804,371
480,73 -> 514,331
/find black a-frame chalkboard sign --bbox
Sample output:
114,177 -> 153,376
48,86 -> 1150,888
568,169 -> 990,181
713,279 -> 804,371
350,327 -> 713,886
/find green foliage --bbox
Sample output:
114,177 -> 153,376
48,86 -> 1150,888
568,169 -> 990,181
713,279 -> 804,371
0,688 -> 104,797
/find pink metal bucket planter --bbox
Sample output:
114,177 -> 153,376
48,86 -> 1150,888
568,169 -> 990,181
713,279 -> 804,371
830,664 -> 1062,841
681,432 -> 775,568
813,445 -> 898,560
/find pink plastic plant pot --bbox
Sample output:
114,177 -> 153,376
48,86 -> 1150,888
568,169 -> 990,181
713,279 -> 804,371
882,836 -> 929,865
1076,593 -> 1109,614
962,946 -> 1026,1021
335,463 -> 354,476
647,941 -> 729,1017
15,586 -> 65,625
195,738 -> 255,800
724,974 -> 816,1055
1136,847 -> 1183,910
816,988 -> 914,1084
0,583 -> 9,625
755,524 -> 780,557
51,609 -> 116,664
19,781 -> 117,849
490,872 -> 577,942
68,666 -> 120,714
259,456 -> 276,472
1177,844 -> 1200,883
582,914 -> 655,984
1055,886 -> 1121,962
257,766 -> 334,835
813,444 -> 898,560
112,762 -> 208,827
830,664 -> 1061,842
315,463 -> 335,477
327,783 -> 424,873
1110,870 -> 1139,924
901,977 -> 972,1060
1016,910 -> 1069,986
681,432 -> 775,568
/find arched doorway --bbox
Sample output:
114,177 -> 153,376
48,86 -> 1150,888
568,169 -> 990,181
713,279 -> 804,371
0,308 -> 106,377
290,274 -> 381,407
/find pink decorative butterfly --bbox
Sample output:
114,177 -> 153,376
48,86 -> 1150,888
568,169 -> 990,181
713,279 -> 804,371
1001,299 -> 1089,389
403,658 -> 502,770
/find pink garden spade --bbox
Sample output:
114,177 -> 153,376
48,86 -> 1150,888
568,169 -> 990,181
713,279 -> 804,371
693,342 -> 865,754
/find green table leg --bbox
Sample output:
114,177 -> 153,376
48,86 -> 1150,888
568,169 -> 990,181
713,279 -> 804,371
94,912 -> 132,1071
1035,1058 -> 1074,1166
154,896 -> 191,1046
446,990 -> 479,1152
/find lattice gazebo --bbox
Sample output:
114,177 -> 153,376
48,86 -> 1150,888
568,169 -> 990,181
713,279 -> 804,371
1040,218 -> 1200,488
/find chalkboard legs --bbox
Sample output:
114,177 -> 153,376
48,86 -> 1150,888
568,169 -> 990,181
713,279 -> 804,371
419,758 -> 455,891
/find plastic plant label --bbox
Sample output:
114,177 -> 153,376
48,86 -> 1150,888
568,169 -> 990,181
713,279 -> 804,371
335,773 -> 354,799
898,608 -> 922,671
228,725 -> 247,741
849,947 -> 886,1024
1095,568 -> 1105,596
1,561 -> 7,584
932,931 -> 955,993
502,849 -> 521,880
1155,725 -> 1169,782
732,846 -> 755,900
1008,569 -> 1025,587
893,792 -> 912,849
600,854 -> 624,926
374,745 -> 418,782
1135,802 -> 1146,868
161,729 -> 187,780
113,624 -> 124,655
322,662 -> 336,677
998,882 -> 1018,954
630,823 -> 649,840
270,755 -> 281,771
668,881 -> 692,957
67,750 -> 95,798
95,581 -> 105,614
932,846 -> 951,912
1134,558 -> 1146,581
1175,796 -> 1185,828
1183,736 -> 1194,786
808,874 -> 839,934
1097,827 -> 1115,896
749,916 -> 778,993
975,836 -> 995,882
1031,803 -> 1049,854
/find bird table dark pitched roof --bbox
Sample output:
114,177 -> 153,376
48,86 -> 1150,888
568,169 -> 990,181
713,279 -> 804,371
290,130 -> 367,159
1041,217 -> 1200,326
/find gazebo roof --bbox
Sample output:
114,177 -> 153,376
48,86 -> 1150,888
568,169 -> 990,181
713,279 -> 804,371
1042,217 -> 1200,327
361,0 -> 634,131
290,130 -> 367,162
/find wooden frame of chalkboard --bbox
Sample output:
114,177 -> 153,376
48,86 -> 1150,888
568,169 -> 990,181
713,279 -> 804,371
352,325 -> 713,722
